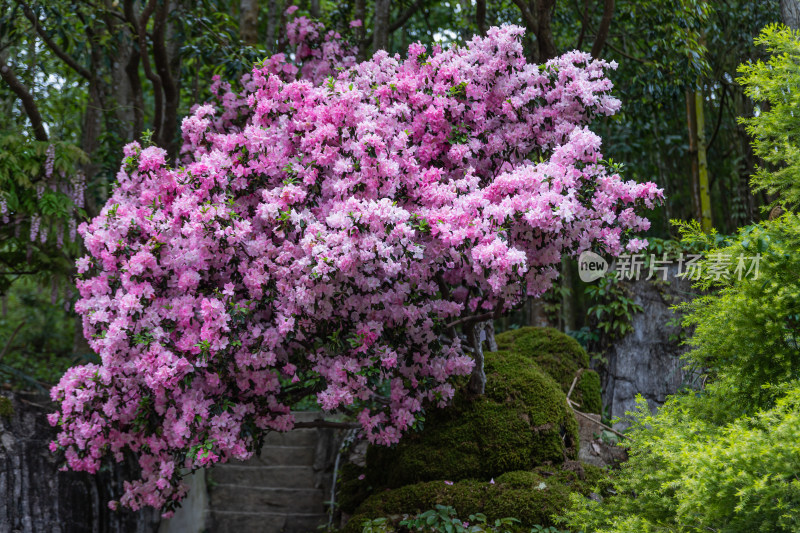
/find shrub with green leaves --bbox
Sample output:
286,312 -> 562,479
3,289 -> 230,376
738,24 -> 800,210
676,214 -> 800,416
563,25 -> 800,532
0,136 -> 86,295
565,385 -> 800,532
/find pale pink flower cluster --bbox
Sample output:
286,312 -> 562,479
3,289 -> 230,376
51,23 -> 661,513
45,144 -> 55,179
4,143 -> 85,247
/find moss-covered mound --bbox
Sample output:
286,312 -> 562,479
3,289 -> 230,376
343,464 -> 606,533
364,349 -> 579,490
496,327 -> 602,414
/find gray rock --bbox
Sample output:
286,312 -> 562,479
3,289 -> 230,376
601,268 -> 700,429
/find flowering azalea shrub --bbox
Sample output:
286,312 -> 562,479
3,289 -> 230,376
49,22 -> 661,513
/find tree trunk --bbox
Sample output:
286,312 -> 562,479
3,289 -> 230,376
686,89 -> 712,232
240,0 -> 260,44
153,0 -> 181,158
373,0 -> 391,53
512,0 -> 557,62
476,0 -> 486,35
561,256 -> 576,332
109,27 -> 136,141
694,90 -> 713,232
781,0 -> 800,29
466,323 -> 486,395
534,0 -> 557,61
590,0 -> 615,58
266,0 -> 282,52
686,90 -> 702,226
354,0 -> 367,60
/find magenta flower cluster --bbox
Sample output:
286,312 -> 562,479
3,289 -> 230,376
50,23 -> 661,513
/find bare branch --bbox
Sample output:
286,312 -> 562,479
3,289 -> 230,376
16,0 -> 92,80
0,321 -> 26,362
359,0 -> 427,48
0,54 -> 48,141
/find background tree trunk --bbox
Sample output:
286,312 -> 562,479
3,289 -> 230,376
694,89 -> 713,231
266,0 -> 282,52
686,89 -> 713,231
240,0 -> 260,44
686,90 -> 702,225
354,0 -> 367,60
373,0 -> 391,52
590,0 -> 615,58
476,0 -> 486,35
781,0 -> 800,28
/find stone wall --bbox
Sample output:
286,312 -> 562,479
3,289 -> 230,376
0,392 -> 160,533
2,395 -> 347,533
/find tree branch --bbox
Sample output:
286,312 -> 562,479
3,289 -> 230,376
576,0 -> 589,49
389,0 -> 424,33
446,298 -> 504,329
16,0 -> 92,80
360,0 -> 431,48
604,40 -> 651,65
0,55 -> 48,141
0,321 -> 26,362
293,420 -> 361,429
127,0 -> 163,141
151,0 -> 178,153
590,0 -> 615,59
706,84 -> 726,152
511,0 -> 537,30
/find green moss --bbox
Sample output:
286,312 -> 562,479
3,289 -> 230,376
576,370 -> 602,414
0,396 -> 13,418
365,349 -> 578,489
496,327 -> 601,414
345,465 -> 604,533
338,463 -> 371,514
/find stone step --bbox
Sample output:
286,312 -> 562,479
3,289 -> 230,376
247,445 -> 316,467
209,510 -> 329,533
291,410 -> 326,422
263,428 -> 318,448
210,465 -> 317,489
209,485 -> 326,514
